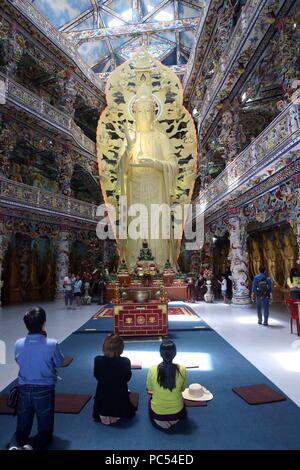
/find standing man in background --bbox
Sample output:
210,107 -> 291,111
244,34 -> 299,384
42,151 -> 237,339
251,266 -> 272,326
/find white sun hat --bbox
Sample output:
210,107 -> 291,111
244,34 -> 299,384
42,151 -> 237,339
182,383 -> 213,401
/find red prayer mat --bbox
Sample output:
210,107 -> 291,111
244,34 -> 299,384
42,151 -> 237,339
232,384 -> 286,405
0,393 -> 92,414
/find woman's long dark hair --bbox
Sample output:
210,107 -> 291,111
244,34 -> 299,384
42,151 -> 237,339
157,340 -> 180,391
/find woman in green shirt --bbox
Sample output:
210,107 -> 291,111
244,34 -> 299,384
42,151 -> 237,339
146,340 -> 187,430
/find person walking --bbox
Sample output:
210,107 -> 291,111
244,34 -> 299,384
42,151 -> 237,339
251,266 -> 272,326
63,272 -> 73,308
218,275 -> 228,303
8,307 -> 64,450
73,274 -> 82,309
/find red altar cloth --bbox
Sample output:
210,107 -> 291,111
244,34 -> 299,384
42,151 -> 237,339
113,302 -> 168,336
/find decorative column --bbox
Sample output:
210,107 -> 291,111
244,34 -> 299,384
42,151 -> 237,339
0,215 -> 11,306
0,19 -> 25,77
55,229 -> 70,299
201,229 -> 213,270
0,119 -> 17,177
57,146 -> 74,196
215,2 -> 234,60
227,207 -> 251,305
219,98 -> 242,164
57,70 -> 77,117
0,76 -> 6,105
292,174 -> 300,265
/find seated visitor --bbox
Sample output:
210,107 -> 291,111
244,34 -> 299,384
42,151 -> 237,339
287,267 -> 300,299
8,307 -> 64,450
146,340 -> 187,430
93,334 -> 136,425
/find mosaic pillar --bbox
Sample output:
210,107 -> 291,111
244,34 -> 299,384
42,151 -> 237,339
57,147 -> 74,196
0,217 -> 10,306
55,229 -> 70,299
216,2 -> 234,59
201,230 -> 213,271
228,207 -> 250,305
57,72 -> 77,117
0,21 -> 25,77
292,174 -> 300,265
0,121 -> 17,177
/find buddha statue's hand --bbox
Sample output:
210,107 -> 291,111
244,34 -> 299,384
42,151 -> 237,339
137,158 -> 162,170
124,121 -> 136,147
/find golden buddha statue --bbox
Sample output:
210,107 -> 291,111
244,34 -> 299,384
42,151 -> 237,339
97,49 -> 197,273
249,238 -> 262,279
41,246 -> 54,299
263,234 -> 278,286
26,241 -> 41,300
117,87 -> 178,269
7,247 -> 22,303
282,228 -> 297,285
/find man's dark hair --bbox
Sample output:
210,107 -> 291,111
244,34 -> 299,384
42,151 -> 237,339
259,266 -> 266,273
23,307 -> 46,334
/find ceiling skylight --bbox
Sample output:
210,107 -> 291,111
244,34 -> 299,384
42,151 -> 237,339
154,11 -> 173,22
31,0 -> 203,73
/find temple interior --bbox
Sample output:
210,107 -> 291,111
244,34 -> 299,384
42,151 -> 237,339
0,0 -> 300,454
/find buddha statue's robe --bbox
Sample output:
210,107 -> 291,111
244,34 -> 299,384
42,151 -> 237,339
117,127 -> 178,270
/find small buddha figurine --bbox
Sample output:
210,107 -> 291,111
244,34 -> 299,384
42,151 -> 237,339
118,258 -> 128,272
164,259 -> 172,270
138,241 -> 154,261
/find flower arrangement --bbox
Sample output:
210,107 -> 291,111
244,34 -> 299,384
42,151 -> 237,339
82,272 -> 92,282
202,268 -> 213,280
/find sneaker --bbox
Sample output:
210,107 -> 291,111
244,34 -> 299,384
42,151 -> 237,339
258,320 -> 262,325
263,322 -> 268,326
8,446 -> 21,450
22,444 -> 33,450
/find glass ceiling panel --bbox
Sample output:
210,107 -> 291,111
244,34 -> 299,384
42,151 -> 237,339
32,0 -> 91,29
77,40 -> 109,66
31,0 -> 202,71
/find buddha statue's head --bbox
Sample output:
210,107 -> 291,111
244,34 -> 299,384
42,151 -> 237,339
134,86 -> 155,131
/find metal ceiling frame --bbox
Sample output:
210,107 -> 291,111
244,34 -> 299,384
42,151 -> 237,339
54,0 -> 202,71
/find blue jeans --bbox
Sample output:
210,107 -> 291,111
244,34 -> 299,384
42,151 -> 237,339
64,290 -> 73,306
9,385 -> 55,450
256,297 -> 270,324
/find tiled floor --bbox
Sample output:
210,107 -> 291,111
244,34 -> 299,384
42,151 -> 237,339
0,300 -> 299,406
189,300 -> 300,407
0,301 -> 94,392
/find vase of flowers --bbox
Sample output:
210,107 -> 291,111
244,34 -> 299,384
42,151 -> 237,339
203,269 -> 214,303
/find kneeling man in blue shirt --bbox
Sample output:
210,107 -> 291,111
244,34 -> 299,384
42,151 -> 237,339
8,307 -> 64,450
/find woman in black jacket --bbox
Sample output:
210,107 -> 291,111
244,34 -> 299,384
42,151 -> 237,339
93,333 -> 136,425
